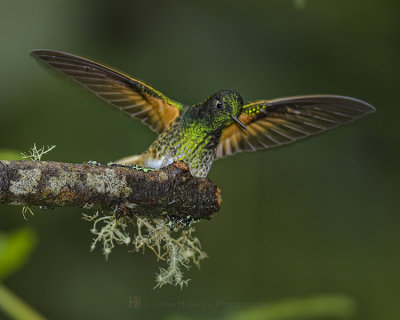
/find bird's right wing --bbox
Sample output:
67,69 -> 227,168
31,49 -> 184,133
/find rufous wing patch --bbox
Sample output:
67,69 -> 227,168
31,49 -> 184,133
216,95 -> 375,159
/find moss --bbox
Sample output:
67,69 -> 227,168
128,164 -> 156,173
87,160 -> 101,166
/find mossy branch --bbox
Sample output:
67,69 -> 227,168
0,160 -> 221,220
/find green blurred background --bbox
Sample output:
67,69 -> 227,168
0,0 -> 399,319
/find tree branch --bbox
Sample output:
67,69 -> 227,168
0,160 -> 221,220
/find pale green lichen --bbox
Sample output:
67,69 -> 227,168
21,144 -> 56,161
21,206 -> 34,220
83,212 -> 206,289
10,201 -> 23,206
15,144 -> 56,219
9,168 -> 41,196
87,160 -> 101,166
47,170 -> 80,194
82,212 -> 131,259
139,218 -> 207,289
86,169 -> 132,197
83,203 -> 94,209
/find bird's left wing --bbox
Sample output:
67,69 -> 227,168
31,49 -> 184,133
216,95 -> 375,159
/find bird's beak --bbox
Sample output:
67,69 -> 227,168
230,115 -> 247,130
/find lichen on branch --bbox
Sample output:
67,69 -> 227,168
0,156 -> 220,287
0,160 -> 221,220
83,212 -> 207,288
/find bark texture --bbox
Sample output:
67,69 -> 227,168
0,160 -> 221,220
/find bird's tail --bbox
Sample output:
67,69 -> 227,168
115,154 -> 145,165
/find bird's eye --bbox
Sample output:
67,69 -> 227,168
216,101 -> 223,110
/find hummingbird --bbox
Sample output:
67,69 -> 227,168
31,50 -> 375,177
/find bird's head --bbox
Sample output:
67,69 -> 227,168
202,90 -> 246,131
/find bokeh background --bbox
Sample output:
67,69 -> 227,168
0,0 -> 399,319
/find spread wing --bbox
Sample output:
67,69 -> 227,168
31,49 -> 184,133
216,95 -> 375,159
